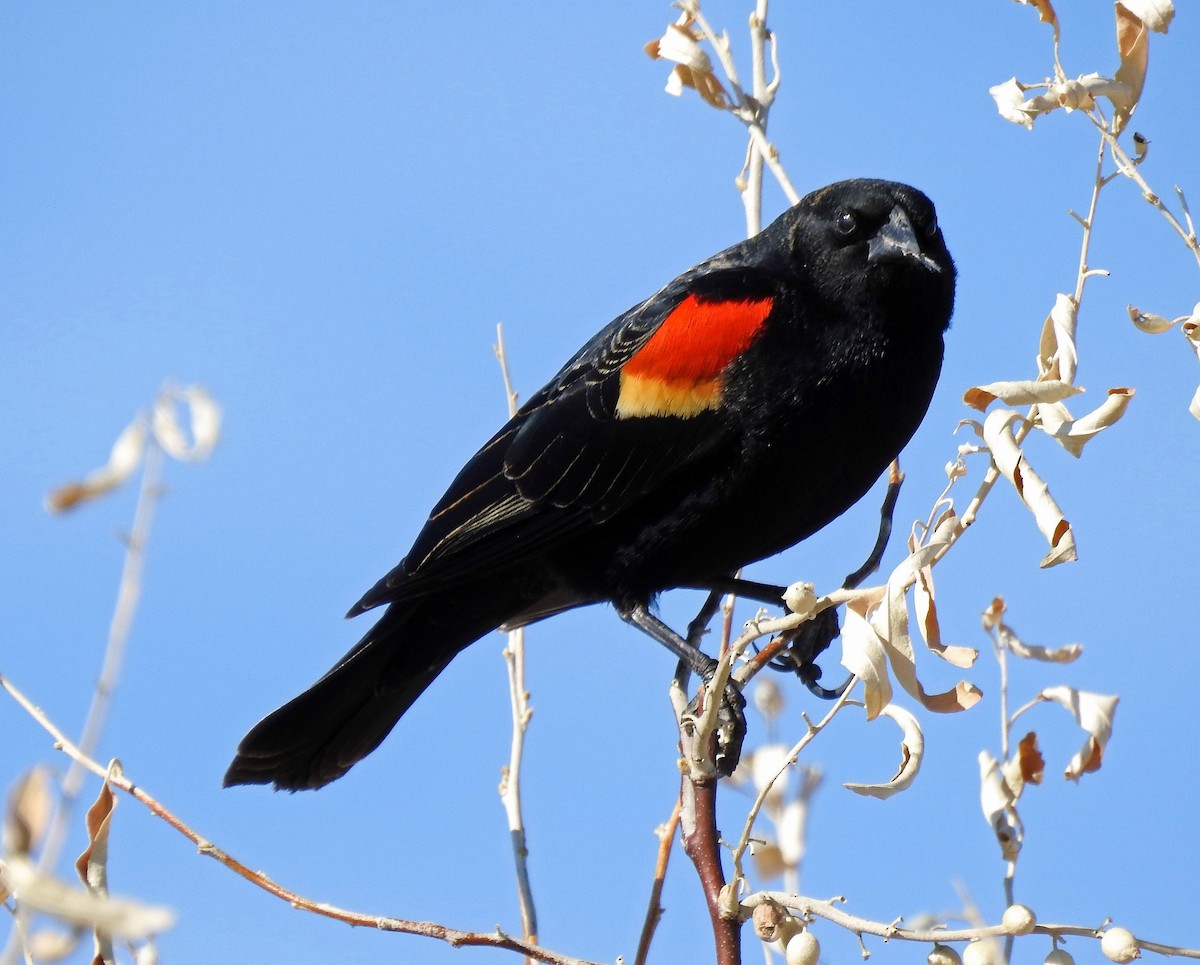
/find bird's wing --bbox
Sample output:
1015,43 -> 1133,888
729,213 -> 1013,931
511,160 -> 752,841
351,267 -> 782,612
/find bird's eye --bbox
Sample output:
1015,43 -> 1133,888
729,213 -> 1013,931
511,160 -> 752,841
834,210 -> 857,236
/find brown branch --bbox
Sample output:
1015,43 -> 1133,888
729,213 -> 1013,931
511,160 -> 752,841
0,673 -> 601,965
679,768 -> 740,965
633,798 -> 682,965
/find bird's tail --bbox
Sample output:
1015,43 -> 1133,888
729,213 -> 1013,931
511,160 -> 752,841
223,599 -> 490,791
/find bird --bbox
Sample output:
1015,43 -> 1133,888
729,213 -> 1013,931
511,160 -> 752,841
224,178 -> 956,792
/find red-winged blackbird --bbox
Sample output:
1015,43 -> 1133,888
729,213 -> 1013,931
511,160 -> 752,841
225,178 -> 955,791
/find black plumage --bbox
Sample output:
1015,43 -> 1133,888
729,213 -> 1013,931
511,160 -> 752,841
225,178 -> 955,791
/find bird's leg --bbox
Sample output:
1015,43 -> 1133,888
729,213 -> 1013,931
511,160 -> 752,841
686,590 -> 724,651
770,471 -> 906,698
682,577 -> 787,606
620,603 -> 746,775
841,469 -> 903,590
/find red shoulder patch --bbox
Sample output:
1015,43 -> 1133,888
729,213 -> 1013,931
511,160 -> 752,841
616,294 -> 774,419
623,294 -> 774,382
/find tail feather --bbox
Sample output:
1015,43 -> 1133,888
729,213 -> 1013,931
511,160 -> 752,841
224,607 -> 460,791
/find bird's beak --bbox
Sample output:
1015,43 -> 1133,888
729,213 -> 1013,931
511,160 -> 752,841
867,205 -> 943,273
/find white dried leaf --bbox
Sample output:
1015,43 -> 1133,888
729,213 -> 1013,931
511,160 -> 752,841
644,18 -> 728,109
777,798 -> 808,867
843,703 -> 924,799
1037,686 -> 1119,780
1037,388 -> 1135,457
989,77 -> 1036,129
874,550 -> 981,712
964,378 -> 1082,412
978,751 -> 1022,860
1112,3 -> 1149,132
1,857 -> 175,938
998,624 -> 1082,663
1038,293 -> 1079,384
840,590 -> 892,719
750,744 -> 791,809
982,409 -> 1077,567
908,530 -> 978,669
45,418 -> 147,513
1126,304 -> 1183,333
1120,0 -> 1173,32
24,929 -> 81,963
152,385 -> 221,462
4,766 -> 55,857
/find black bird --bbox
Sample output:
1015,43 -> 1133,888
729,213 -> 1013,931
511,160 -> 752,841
225,178 -> 955,791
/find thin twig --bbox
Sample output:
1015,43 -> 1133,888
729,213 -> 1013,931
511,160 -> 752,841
730,679 -> 858,883
493,324 -> 538,956
743,891 -> 1200,958
0,672 -> 600,965
633,798 -> 682,965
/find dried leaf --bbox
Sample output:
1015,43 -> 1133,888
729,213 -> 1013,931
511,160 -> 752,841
45,419 -> 146,514
981,595 -> 1007,631
978,751 -> 1022,860
872,563 -> 981,713
1017,732 -> 1045,785
750,744 -> 791,810
989,77 -> 1036,130
750,841 -> 786,880
1112,3 -> 1149,133
998,624 -> 1083,663
646,19 -> 728,109
4,766 -> 55,858
776,798 -> 809,867
1037,293 -> 1079,384
1120,0 -> 1174,32
1037,388 -> 1135,457
964,379 -> 1082,412
841,590 -> 892,718
844,703 -> 925,799
1126,304 -> 1182,334
908,532 -> 978,668
982,409 -> 1077,567
75,782 -> 115,895
152,385 -> 221,462
0,857 -> 175,938
1037,686 -> 1119,780
25,929 -> 83,963
1014,0 -> 1060,39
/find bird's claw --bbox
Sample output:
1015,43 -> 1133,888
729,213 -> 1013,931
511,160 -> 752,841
687,663 -> 747,777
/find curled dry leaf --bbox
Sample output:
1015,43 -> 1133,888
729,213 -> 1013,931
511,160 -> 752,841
982,409 -> 1077,567
1038,293 -> 1079,384
1017,731 -> 1045,785
25,929 -> 82,963
963,379 -> 1082,412
989,78 -> 1036,130
45,418 -> 146,514
152,385 -> 221,462
3,766 -> 55,858
75,781 -> 116,895
908,529 -> 978,669
840,590 -> 892,718
998,624 -> 1082,663
1036,388 -> 1135,458
875,550 -> 981,713
1112,3 -> 1149,132
0,857 -> 175,939
1037,685 -> 1119,780
750,743 -> 792,811
843,702 -> 924,799
978,750 -> 1022,861
1126,304 -> 1184,334
644,17 -> 728,110
1182,317 -> 1200,420
1014,0 -> 1060,38
1121,0 -> 1174,32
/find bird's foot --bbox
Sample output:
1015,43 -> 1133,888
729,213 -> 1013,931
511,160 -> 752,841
686,657 -> 747,778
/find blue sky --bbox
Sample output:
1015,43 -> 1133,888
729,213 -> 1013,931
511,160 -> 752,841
2,2 -> 1198,963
